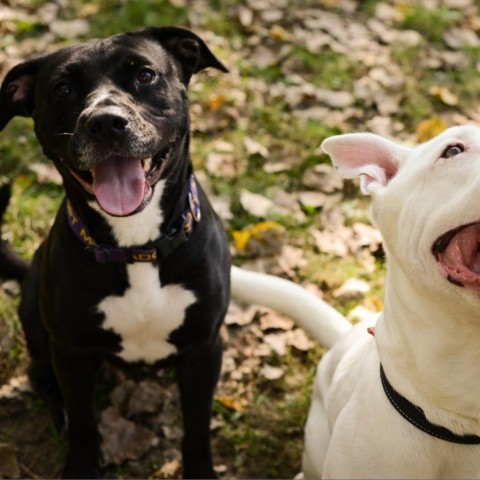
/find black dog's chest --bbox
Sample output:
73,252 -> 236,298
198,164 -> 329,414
97,262 -> 196,364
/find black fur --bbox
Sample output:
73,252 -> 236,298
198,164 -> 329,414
0,27 -> 230,479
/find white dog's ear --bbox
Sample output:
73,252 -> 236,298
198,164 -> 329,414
321,133 -> 410,195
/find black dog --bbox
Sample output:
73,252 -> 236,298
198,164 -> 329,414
0,27 -> 230,478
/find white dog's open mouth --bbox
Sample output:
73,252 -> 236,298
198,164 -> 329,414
432,223 -> 480,291
68,144 -> 172,217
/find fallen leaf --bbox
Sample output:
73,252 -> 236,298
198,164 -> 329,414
416,118 -> 447,142
443,27 -> 480,49
206,152 -> 238,178
49,19 -> 89,39
225,301 -> 256,326
347,305 -> 379,323
239,190 -> 274,217
259,311 -> 295,331
216,395 -> 245,411
429,86 -> 458,106
153,459 -> 182,479
311,227 -> 350,257
260,365 -> 284,380
333,278 -> 371,301
298,191 -> 327,209
264,332 -> 288,356
29,163 -> 63,185
100,407 -> 159,466
232,221 -> 286,256
301,164 -> 343,193
127,380 -> 164,416
244,137 -> 269,158
0,444 -> 20,479
287,328 -> 313,351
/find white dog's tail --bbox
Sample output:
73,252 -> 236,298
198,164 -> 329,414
230,266 -> 352,349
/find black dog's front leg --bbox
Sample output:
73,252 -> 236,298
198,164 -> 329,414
177,336 -> 223,479
51,343 -> 101,479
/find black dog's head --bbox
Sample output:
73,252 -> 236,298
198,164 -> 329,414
0,27 -> 227,217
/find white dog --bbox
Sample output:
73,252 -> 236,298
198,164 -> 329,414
231,125 -> 480,479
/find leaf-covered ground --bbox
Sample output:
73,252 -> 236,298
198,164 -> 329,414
1,0 -> 480,477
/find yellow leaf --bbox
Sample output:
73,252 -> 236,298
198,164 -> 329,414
216,396 -> 244,412
429,86 -> 458,106
415,118 -> 447,143
232,221 -> 284,252
270,25 -> 291,41
208,94 -> 226,111
232,230 -> 251,252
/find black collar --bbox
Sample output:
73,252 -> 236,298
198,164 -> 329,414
66,174 -> 201,264
380,364 -> 480,445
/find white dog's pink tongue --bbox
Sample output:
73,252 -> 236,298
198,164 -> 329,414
438,224 -> 480,289
92,156 -> 145,216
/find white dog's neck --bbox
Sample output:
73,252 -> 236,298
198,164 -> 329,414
376,258 -> 480,436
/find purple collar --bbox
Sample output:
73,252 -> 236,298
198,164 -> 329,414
67,174 -> 201,264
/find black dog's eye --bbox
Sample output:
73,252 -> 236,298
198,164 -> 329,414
442,144 -> 464,158
54,82 -> 72,98
137,69 -> 156,85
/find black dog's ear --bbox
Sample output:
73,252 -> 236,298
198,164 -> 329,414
0,55 -> 45,131
142,26 -> 228,83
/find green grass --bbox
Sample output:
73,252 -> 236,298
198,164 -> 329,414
400,3 -> 461,45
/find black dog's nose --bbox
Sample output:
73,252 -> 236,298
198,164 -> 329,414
87,113 -> 129,137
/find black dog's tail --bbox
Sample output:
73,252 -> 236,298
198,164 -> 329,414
0,184 -> 29,282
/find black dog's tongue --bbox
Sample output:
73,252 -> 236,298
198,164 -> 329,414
92,156 -> 146,216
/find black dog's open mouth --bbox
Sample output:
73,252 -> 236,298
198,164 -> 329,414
432,223 -> 480,291
68,144 -> 173,216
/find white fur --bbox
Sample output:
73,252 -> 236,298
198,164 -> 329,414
94,181 -> 196,363
231,125 -> 480,478
99,263 -> 196,363
91,180 -> 165,246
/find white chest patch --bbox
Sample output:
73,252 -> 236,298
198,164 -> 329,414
99,263 -> 196,363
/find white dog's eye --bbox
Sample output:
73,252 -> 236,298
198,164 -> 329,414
442,144 -> 464,158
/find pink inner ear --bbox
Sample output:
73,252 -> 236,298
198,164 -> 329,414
326,137 -> 399,181
7,75 -> 33,104
321,133 -> 407,194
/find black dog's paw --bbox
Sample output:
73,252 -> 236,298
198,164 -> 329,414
63,450 -> 101,479
63,464 -> 101,479
183,465 -> 218,479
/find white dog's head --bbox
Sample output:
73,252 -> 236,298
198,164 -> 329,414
322,125 -> 480,298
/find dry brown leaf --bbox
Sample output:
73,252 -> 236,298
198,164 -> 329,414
311,227 -> 350,257
0,444 -> 20,479
260,365 -> 284,380
264,332 -> 288,356
29,163 -> 63,185
127,380 -> 164,416
298,191 -> 327,209
333,278 -> 371,301
301,164 -> 343,193
239,190 -> 274,217
244,137 -> 269,158
259,311 -> 295,331
225,301 -> 256,326
100,407 -> 159,466
152,459 -> 183,479
287,328 -> 313,351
